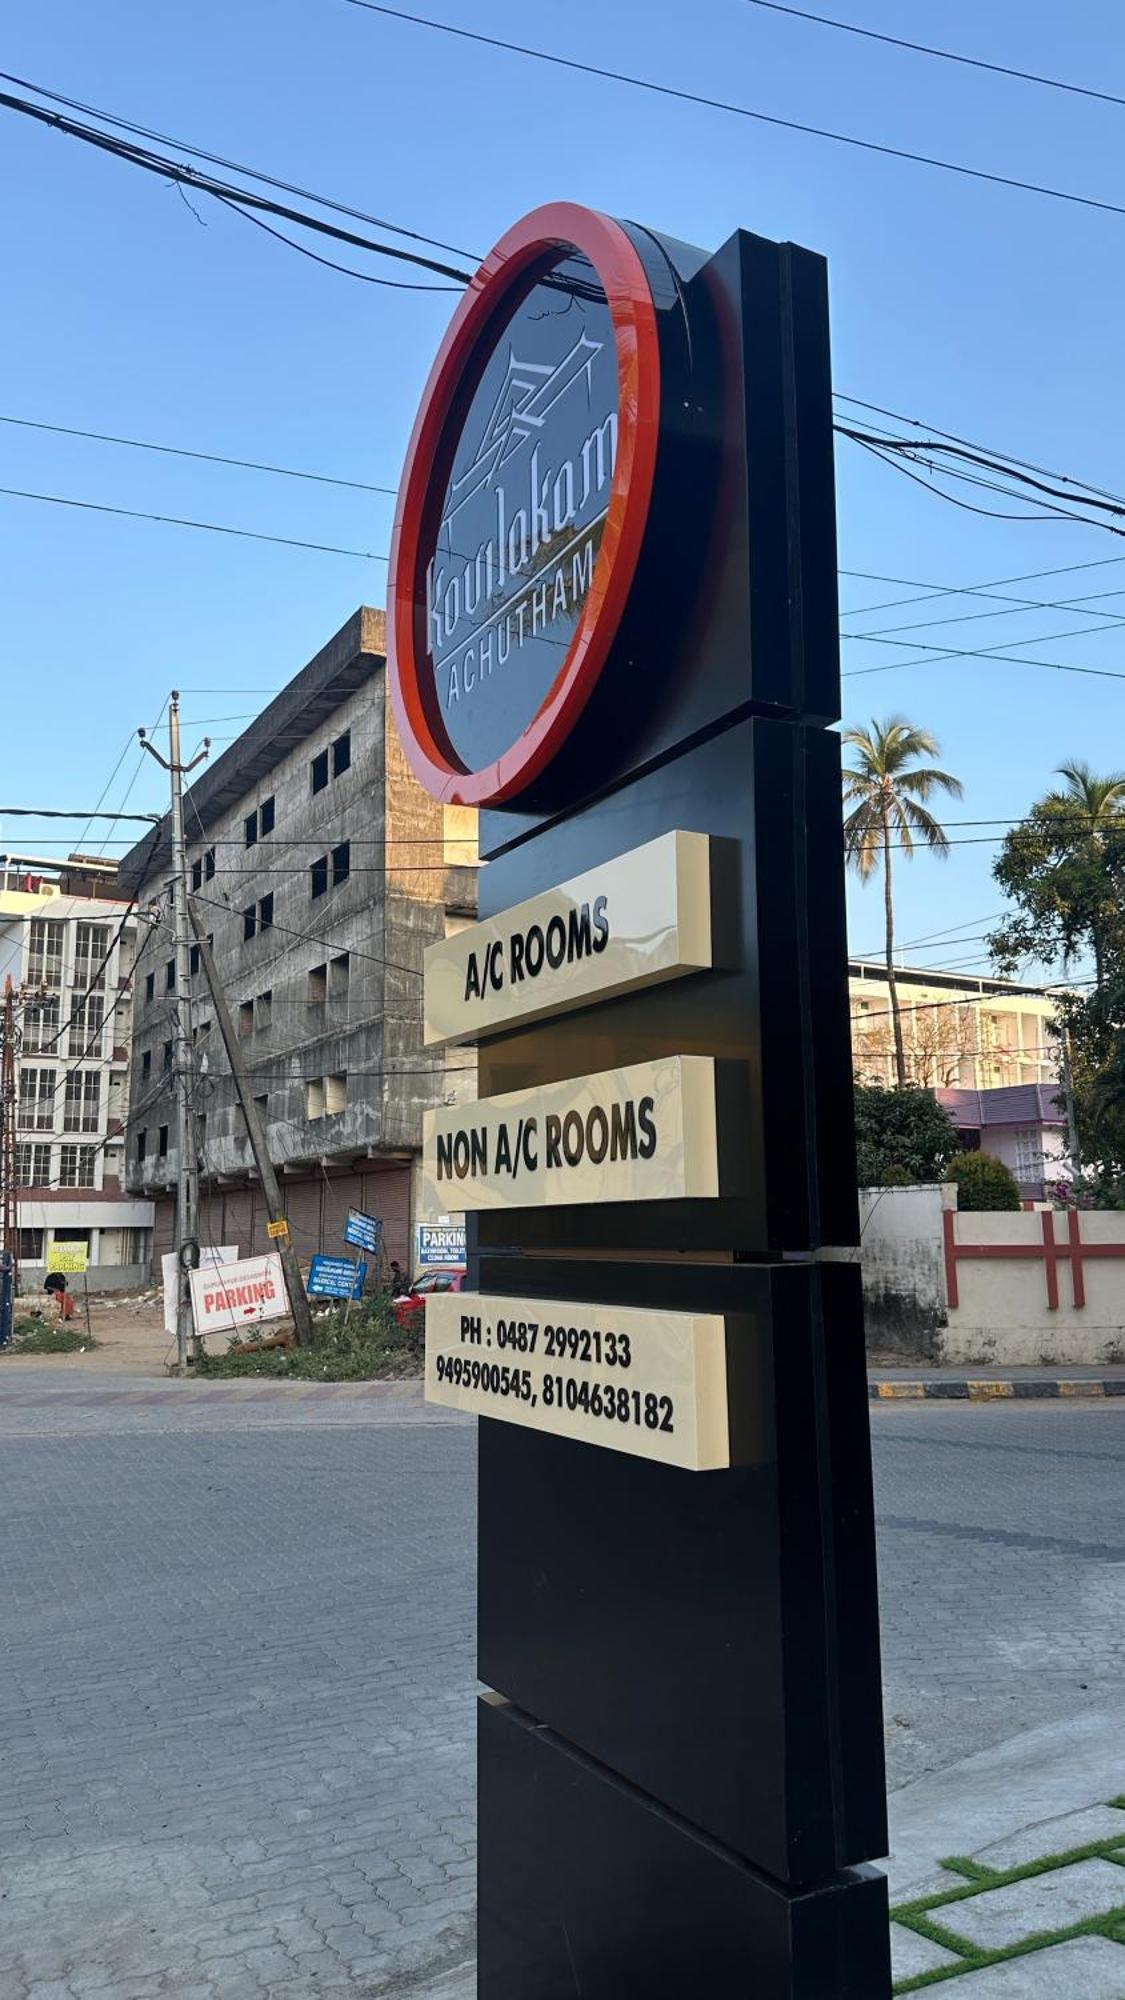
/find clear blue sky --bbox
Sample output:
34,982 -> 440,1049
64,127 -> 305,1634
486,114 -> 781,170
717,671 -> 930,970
3,0 -> 1124,974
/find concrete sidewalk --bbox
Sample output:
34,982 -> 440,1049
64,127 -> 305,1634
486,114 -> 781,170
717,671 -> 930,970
885,1714 -> 1125,1991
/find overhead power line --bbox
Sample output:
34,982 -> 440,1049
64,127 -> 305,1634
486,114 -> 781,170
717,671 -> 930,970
838,432 -> 1125,540
842,580 -> 1125,643
841,632 -> 1125,684
0,88 -> 470,288
0,414 -> 396,496
0,66 -> 479,263
348,0 -> 1125,228
835,393 -> 1125,511
188,888 -> 425,981
0,806 -> 160,824
841,556 -> 1125,619
0,486 -> 383,560
743,2 -> 1125,115
839,425 -> 1125,528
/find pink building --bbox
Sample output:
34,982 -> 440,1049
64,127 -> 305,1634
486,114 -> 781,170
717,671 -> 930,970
936,1084 -> 1071,1202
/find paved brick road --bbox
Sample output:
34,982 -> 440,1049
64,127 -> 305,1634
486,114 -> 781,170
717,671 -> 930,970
872,1399 -> 1125,1790
0,1380 -> 476,1999
0,1376 -> 1121,1996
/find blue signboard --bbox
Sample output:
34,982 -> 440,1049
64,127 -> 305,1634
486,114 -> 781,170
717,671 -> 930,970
344,1208 -> 382,1254
307,1255 -> 367,1300
0,1249 -> 12,1349
415,1222 -> 467,1270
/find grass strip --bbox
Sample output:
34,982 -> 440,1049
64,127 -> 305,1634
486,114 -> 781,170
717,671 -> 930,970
936,1856 -> 997,1884
895,1904 -> 1125,1992
892,1815 -> 1125,1993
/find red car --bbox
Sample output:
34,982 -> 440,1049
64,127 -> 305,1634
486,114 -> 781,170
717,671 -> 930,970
392,1267 -> 466,1329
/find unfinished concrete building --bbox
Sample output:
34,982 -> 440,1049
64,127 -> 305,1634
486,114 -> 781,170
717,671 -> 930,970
119,608 -> 476,1273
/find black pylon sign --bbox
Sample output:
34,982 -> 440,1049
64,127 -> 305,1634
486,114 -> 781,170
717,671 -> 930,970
391,201 -> 890,1998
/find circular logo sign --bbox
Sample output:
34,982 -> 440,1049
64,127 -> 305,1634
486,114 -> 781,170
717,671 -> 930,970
388,203 -> 661,806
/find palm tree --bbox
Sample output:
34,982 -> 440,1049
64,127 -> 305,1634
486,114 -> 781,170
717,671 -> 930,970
842,717 -> 963,1089
1042,761 -> 1125,987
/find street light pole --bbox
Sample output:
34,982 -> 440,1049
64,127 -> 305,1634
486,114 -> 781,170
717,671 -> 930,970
140,695 -> 210,1368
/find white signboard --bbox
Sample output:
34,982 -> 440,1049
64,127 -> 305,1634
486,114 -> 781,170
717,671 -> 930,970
425,1292 -> 731,1471
189,1253 -> 289,1338
162,1246 -> 237,1336
424,830 -> 713,1047
421,1055 -> 721,1217
415,1220 -> 467,1269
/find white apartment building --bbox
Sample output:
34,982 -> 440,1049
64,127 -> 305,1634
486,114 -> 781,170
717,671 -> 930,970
848,960 -> 1059,1091
1,853 -> 154,1292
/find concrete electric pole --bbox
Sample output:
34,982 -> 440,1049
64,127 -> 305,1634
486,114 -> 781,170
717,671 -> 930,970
185,909 -> 314,1350
0,978 -> 20,1302
140,695 -> 210,1368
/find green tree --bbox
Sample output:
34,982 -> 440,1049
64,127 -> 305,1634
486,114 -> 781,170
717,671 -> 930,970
843,717 -> 963,1088
854,1085 -> 960,1187
989,761 -> 1125,989
946,1150 -> 1021,1211
1055,977 -> 1125,1174
988,761 -> 1125,1182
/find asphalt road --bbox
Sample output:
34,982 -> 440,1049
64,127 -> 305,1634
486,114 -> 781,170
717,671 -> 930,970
0,1374 -> 1121,1997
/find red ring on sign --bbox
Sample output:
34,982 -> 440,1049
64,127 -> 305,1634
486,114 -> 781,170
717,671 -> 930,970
387,202 -> 661,806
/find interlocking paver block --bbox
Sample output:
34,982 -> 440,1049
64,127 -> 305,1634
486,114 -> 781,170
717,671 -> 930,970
890,1922 -> 962,1980
0,1398 -> 476,1997
947,1859 -> 1125,1951
942,1936 -> 1125,1995
974,1807 -> 1125,1872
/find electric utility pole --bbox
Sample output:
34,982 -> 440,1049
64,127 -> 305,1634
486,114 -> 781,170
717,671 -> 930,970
0,978 -> 20,1299
186,908 -> 313,1350
1045,984 -> 1082,1179
140,696 -> 210,1368
1059,1021 -> 1082,1177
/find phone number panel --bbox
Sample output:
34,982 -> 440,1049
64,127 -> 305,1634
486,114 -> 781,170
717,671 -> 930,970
425,1293 -> 730,1471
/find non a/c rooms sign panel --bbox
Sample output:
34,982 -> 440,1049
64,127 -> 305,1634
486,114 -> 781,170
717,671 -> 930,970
425,1292 -> 731,1471
420,1055 -> 721,1215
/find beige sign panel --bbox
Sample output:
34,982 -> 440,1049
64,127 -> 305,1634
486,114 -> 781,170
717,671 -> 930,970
420,1054 -> 720,1217
423,829 -> 713,1046
426,1291 -> 730,1471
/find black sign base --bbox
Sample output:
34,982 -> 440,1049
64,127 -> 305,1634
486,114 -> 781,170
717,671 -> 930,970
476,1256 -> 885,1885
479,1695 -> 890,2000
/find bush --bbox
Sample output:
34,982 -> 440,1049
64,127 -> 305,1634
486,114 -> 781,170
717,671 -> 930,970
854,1085 -> 960,1187
947,1150 -> 1021,1211
196,1291 -> 423,1381
1050,1170 -> 1125,1211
